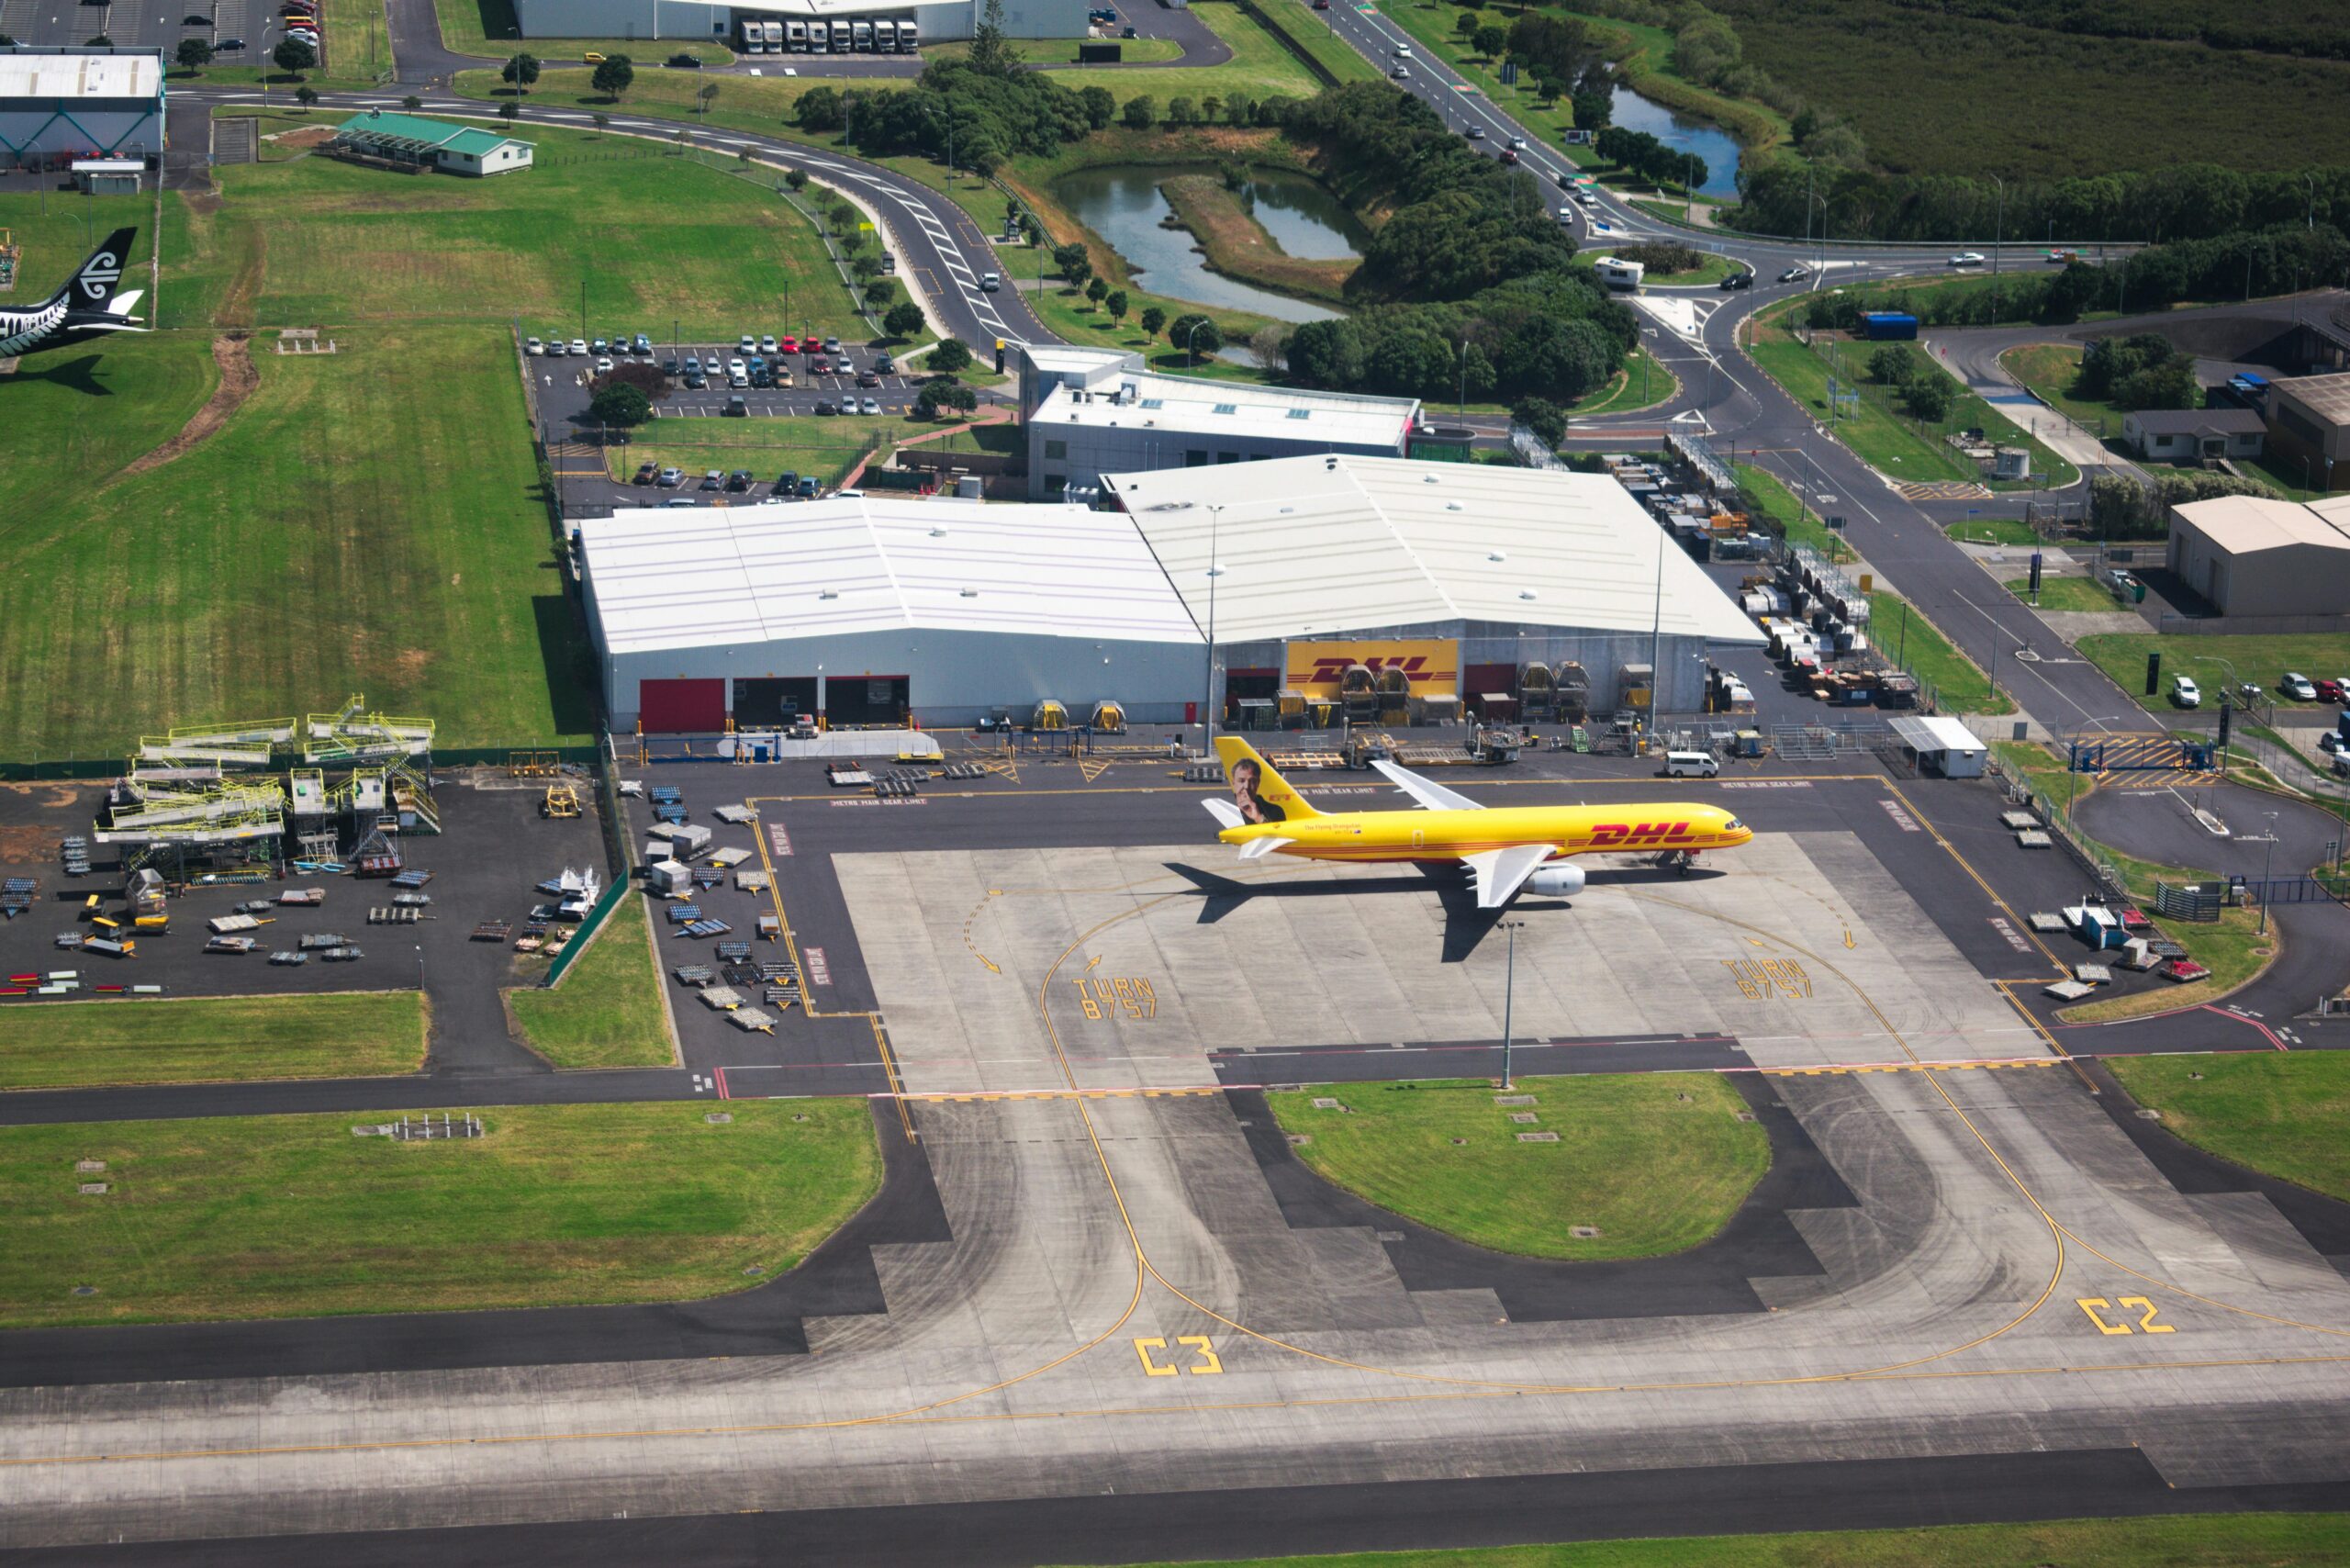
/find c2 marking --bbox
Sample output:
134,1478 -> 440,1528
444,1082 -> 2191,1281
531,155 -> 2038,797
1133,1335 -> 1223,1376
2076,1296 -> 2174,1335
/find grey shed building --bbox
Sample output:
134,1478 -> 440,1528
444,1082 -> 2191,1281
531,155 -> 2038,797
2165,494 -> 2350,616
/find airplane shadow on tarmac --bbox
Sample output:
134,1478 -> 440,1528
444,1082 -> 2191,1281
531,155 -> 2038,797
1160,859 -> 1729,963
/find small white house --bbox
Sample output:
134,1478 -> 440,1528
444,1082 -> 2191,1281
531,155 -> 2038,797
1595,256 -> 1645,292
2121,407 -> 2266,464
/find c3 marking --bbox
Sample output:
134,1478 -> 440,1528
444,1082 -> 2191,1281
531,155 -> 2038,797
1176,1334 -> 1223,1374
1133,1337 -> 1179,1376
1134,1335 -> 1223,1375
2076,1295 -> 2175,1335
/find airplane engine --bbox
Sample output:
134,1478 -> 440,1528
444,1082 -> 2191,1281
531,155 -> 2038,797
1527,864 -> 1585,898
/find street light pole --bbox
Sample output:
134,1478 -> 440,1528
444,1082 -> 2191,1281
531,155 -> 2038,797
1990,174 -> 2006,320
2257,811 -> 2278,935
1498,919 -> 1522,1090
1457,333 -> 1470,422
1647,513 -> 1665,734
1202,504 -> 1224,753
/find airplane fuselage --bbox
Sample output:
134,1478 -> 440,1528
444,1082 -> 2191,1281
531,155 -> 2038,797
1217,802 -> 1752,864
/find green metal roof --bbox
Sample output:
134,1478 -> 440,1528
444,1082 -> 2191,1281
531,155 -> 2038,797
332,110 -> 466,147
440,127 -> 523,156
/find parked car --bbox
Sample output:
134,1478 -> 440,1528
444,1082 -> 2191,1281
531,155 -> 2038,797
810,354 -> 832,375
569,339 -> 588,355
2315,676 -> 2348,704
665,496 -> 697,508
699,470 -> 723,490
729,370 -> 748,388
834,360 -> 856,380
1720,270 -> 1753,290
797,476 -> 820,497
860,396 -> 882,414
683,371 -> 707,390
726,469 -> 752,490
667,51 -> 702,67
2281,672 -> 2319,701
184,13 -> 212,22
545,339 -> 567,357
656,467 -> 684,487
525,337 -> 544,354
662,357 -> 680,375
581,50 -> 606,62
595,356 -> 614,374
758,334 -> 778,353
217,36 -> 244,49
1949,251 -> 1986,267
822,337 -> 844,354
738,335 -> 756,354
724,395 -> 748,416
779,334 -> 801,354
750,367 -> 774,388
633,333 -> 652,353
835,399 -> 861,416
813,399 -> 838,416
777,470 -> 800,494
856,368 -> 879,387
2170,674 -> 2201,708
632,462 -> 658,486
874,353 -> 896,374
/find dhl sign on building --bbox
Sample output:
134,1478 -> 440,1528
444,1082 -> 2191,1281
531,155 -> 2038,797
1282,640 -> 1460,700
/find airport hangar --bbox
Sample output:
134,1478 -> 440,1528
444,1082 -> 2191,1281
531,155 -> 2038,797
577,454 -> 1762,734
509,0 -> 1090,47
0,48 -> 165,171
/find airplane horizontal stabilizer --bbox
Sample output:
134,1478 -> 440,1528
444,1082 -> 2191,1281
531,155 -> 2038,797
1202,799 -> 1245,831
1237,836 -> 1292,861
106,290 -> 145,318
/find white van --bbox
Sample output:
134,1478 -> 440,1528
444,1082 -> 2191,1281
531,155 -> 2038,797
979,272 -> 1001,293
1663,751 -> 1719,778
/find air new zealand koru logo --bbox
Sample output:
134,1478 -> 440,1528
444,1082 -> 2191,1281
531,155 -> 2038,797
78,252 -> 122,300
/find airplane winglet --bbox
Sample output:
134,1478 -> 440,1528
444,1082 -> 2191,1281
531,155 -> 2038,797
1237,836 -> 1292,861
1202,799 -> 1245,831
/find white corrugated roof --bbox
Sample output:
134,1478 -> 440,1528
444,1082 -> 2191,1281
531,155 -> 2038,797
579,496 -> 1204,657
2175,495 -> 2350,554
0,52 -> 162,99
1101,455 -> 1763,644
1890,715 -> 1984,754
1035,375 -> 1417,450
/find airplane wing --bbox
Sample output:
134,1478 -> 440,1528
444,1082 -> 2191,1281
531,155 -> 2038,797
1371,758 -> 1483,813
1464,845 -> 1555,910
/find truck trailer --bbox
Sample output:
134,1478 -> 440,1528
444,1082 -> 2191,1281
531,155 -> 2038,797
785,18 -> 807,48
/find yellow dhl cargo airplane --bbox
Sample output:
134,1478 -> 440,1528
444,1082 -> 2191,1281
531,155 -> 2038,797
1203,737 -> 1753,909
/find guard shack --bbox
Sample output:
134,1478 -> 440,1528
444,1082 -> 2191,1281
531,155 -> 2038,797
1889,714 -> 1986,778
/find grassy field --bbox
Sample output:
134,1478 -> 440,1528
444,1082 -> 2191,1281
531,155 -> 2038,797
433,0 -> 733,62
1266,1075 -> 1768,1260
1999,342 -> 2119,436
1160,173 -> 1355,305
1248,0 -> 1384,84
2076,633 -> 2350,715
1092,1511 -> 2350,1568
0,993 -> 425,1091
2006,576 -> 2118,614
1390,5 -> 1574,148
1570,344 -> 1676,416
1868,589 -> 2012,714
0,118 -> 887,765
1943,516 -> 2038,546
1718,0 -> 2350,178
602,413 -> 915,488
2106,1052 -> 2350,1202
927,35 -> 1185,65
1746,312 -> 2077,491
1733,461 -> 1847,559
1,1100 -> 879,1327
508,893 -> 672,1069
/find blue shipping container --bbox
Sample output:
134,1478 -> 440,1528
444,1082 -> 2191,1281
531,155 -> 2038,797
1862,312 -> 1919,341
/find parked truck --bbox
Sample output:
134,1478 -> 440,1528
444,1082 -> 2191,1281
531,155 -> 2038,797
1862,311 -> 1919,341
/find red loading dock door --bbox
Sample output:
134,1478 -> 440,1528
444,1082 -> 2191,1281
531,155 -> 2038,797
1463,664 -> 1516,716
638,678 -> 726,734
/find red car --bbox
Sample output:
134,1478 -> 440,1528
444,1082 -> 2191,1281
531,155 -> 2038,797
778,334 -> 800,355
809,354 -> 831,375
2317,676 -> 2348,705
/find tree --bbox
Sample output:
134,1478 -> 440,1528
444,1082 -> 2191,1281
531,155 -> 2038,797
590,55 -> 633,100
502,52 -> 541,94
175,38 -> 213,70
1901,375 -> 1953,423
1080,86 -> 1115,129
1167,96 -> 1196,126
1121,95 -> 1155,131
592,112 -> 609,133
1139,305 -> 1167,342
696,82 -> 721,116
914,377 -> 979,420
1512,397 -> 1568,448
863,279 -> 894,308
1473,23 -> 1506,60
1570,87 -> 1610,134
1104,289 -> 1128,325
1866,344 -> 1916,386
403,95 -> 423,110
966,0 -> 1016,76
273,37 -> 315,74
928,337 -> 973,374
1454,12 -> 1479,39
1086,276 -> 1109,307
297,85 -> 319,108
1248,322 -> 1285,377
1169,312 -> 1222,362
883,300 -> 925,338
85,34 -> 114,47
588,381 -> 653,431
1202,96 -> 1222,125
797,84 -> 843,130
785,167 -> 809,191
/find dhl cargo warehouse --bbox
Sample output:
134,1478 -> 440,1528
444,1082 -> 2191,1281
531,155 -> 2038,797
576,454 -> 1763,734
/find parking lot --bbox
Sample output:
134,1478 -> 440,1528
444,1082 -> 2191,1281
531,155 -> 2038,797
529,336 -> 934,420
0,772 -> 609,1068
6,0 -> 304,67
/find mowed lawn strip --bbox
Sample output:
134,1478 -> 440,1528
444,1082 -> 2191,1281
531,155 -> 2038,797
509,893 -> 673,1069
1080,1510 -> 2350,1568
1,1100 -> 881,1327
1266,1075 -> 1768,1260
1867,589 -> 2012,714
2105,1052 -> 2350,1202
0,992 -> 425,1091
2006,576 -> 2118,614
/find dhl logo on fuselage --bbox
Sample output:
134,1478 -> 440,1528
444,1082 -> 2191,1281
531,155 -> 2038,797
1585,821 -> 1697,847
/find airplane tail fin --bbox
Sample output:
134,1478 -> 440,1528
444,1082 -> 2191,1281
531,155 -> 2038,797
1213,736 -> 1323,822
50,228 -> 139,316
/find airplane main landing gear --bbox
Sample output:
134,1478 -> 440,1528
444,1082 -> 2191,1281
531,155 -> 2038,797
1661,849 -> 1698,877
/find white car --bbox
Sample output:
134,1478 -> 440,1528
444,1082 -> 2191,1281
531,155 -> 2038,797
1949,251 -> 1986,267
2170,675 -> 2201,709
1391,43 -> 1411,57
728,357 -> 747,376
595,355 -> 614,374
1507,136 -> 1527,151
1465,126 -> 1485,140
2281,672 -> 2318,700
1558,206 -> 1575,221
738,334 -> 757,353
860,396 -> 881,414
759,334 -> 779,353
569,339 -> 588,356
525,337 -> 543,354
